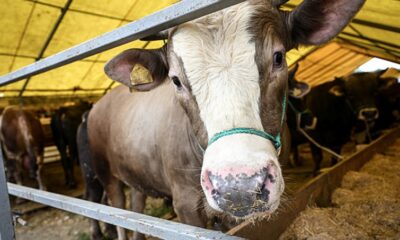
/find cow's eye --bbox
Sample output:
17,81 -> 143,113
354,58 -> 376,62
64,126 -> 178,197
273,51 -> 284,68
172,76 -> 182,88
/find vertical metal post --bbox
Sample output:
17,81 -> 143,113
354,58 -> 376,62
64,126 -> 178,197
0,150 -> 14,240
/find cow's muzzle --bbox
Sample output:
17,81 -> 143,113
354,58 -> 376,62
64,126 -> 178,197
358,107 -> 379,121
202,163 -> 281,218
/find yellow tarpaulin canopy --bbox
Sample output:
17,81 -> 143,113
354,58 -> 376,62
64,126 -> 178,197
0,0 -> 399,98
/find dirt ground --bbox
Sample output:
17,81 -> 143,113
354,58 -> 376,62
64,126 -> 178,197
15,208 -> 91,240
280,139 -> 400,240
14,196 -> 173,240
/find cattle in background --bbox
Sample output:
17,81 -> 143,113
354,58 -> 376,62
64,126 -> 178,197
302,71 -> 384,173
0,106 -> 45,190
286,64 -> 316,166
84,0 -> 364,239
374,68 -> 400,134
50,101 -> 91,188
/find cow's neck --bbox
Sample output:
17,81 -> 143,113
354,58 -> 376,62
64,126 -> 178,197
185,120 -> 205,163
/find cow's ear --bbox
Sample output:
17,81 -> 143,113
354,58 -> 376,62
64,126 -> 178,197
329,85 -> 345,97
328,78 -> 346,97
329,77 -> 346,97
377,68 -> 393,78
104,46 -> 168,91
288,64 -> 310,98
289,81 -> 310,99
378,78 -> 396,92
288,64 -> 299,83
287,0 -> 365,46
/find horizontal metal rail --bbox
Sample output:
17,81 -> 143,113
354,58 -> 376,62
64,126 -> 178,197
0,0 -> 246,86
8,183 -> 242,240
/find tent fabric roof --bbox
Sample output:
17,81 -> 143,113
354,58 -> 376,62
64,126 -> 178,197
293,42 -> 372,86
0,0 -> 399,98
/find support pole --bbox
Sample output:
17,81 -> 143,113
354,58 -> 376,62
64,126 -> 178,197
0,150 -> 14,240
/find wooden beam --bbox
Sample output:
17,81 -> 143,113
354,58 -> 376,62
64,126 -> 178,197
338,42 -> 400,63
308,54 -> 369,86
296,43 -> 340,71
296,48 -> 350,81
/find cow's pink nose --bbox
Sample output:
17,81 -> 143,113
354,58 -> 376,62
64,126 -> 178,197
202,163 -> 278,218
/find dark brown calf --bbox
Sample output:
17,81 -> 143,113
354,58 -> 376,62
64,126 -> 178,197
0,106 -> 45,190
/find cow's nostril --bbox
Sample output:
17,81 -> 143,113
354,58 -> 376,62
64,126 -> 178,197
267,173 -> 275,183
257,183 -> 270,201
211,189 -> 220,199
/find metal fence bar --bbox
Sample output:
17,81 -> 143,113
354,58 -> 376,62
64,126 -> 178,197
8,183 -> 243,240
0,152 -> 15,240
0,0 -> 246,86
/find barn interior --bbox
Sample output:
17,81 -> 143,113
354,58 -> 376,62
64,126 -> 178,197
0,0 -> 399,239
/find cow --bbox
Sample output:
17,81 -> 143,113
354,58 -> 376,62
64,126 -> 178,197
286,64 -> 316,167
0,106 -> 45,191
50,101 -> 91,188
373,68 -> 400,135
85,0 -> 365,239
302,71 -> 383,173
77,111 -> 117,240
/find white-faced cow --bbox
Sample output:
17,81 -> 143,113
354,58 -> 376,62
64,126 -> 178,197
0,106 -> 45,191
85,0 -> 365,239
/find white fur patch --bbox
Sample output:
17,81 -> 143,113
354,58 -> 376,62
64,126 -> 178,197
172,2 -> 262,138
203,134 -> 278,171
171,2 -> 285,216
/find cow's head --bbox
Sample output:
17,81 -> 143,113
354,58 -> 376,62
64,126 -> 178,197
105,0 -> 364,219
329,71 -> 382,123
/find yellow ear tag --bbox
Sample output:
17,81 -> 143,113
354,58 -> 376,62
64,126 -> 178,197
130,64 -> 153,87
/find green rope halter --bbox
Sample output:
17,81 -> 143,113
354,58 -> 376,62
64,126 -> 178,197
207,94 -> 287,151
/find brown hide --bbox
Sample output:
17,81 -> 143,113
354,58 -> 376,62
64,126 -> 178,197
0,106 -> 45,190
88,83 -> 208,228
88,83 -> 291,229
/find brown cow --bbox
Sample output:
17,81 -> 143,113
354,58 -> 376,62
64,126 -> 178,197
87,0 -> 365,239
0,106 -> 45,190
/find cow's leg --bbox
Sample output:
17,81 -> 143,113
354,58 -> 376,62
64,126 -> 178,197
36,154 -> 46,191
14,159 -> 25,204
58,142 -> 76,188
131,188 -> 146,240
292,145 -> 302,166
330,146 -> 341,166
105,179 -> 127,240
86,180 -> 106,240
13,165 -> 23,186
172,187 -> 207,228
310,143 -> 323,175
102,194 -> 118,239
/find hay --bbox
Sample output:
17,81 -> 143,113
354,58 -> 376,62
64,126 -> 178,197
280,147 -> 400,239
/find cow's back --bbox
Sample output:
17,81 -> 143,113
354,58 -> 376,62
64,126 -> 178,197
0,106 -> 44,156
88,83 -> 202,198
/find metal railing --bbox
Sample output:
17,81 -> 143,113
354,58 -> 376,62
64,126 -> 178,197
8,183 -> 242,240
0,1 -> 246,239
